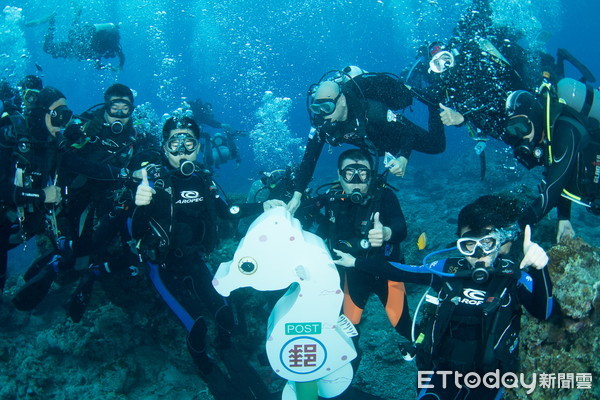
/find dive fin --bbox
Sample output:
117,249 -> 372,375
557,48 -> 596,83
23,12 -> 57,27
12,261 -> 57,311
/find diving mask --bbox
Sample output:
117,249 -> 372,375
106,99 -> 134,119
503,115 -> 533,146
457,234 -> 500,257
457,226 -> 518,257
428,50 -> 455,74
310,90 -> 342,116
48,105 -> 73,128
165,132 -> 200,155
340,163 -> 371,184
22,89 -> 40,107
504,115 -> 544,169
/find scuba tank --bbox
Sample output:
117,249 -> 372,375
557,78 -> 600,127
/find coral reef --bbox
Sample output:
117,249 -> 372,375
505,238 -> 600,400
1,144 -> 598,399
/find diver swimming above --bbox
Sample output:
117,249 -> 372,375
40,10 -> 125,70
288,67 -> 446,215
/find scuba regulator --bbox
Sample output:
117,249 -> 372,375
179,160 -> 197,176
107,120 -> 124,134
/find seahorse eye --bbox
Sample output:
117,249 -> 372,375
238,257 -> 257,275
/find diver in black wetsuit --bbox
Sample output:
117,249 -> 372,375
11,84 -> 140,318
334,194 -> 553,400
287,69 -> 445,214
207,130 -> 242,169
189,98 -> 244,169
17,75 -> 44,117
132,116 -> 282,400
0,87 -> 68,298
412,0 -> 528,140
189,99 -> 227,130
503,88 -> 600,243
307,149 -> 412,368
43,11 -> 124,70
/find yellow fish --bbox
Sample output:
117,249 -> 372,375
417,232 -> 427,250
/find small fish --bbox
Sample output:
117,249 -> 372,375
417,232 -> 427,250
35,63 -> 43,72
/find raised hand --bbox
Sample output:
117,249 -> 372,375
520,225 -> 549,270
368,212 -> 391,247
439,103 -> 465,126
135,168 -> 155,206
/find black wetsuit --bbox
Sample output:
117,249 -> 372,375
354,256 -> 554,400
9,109 -> 139,313
295,74 -> 445,193
520,108 -> 600,226
421,0 -> 527,139
59,109 -> 138,259
131,162 -> 268,399
311,185 -> 412,363
0,113 -> 59,293
44,19 -> 124,69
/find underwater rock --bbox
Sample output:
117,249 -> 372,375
505,237 -> 600,400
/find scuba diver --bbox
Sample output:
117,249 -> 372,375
503,82 -> 600,243
59,83 -> 141,321
334,194 -> 553,400
206,130 -> 242,169
287,67 -> 445,214
1,75 -> 44,117
17,75 -> 44,117
189,98 -> 245,169
406,0 -> 526,137
42,11 -> 124,70
0,87 -> 68,297
0,80 -> 21,115
132,116 -> 283,400
306,149 -> 414,375
189,99 -> 228,130
11,83 -> 140,318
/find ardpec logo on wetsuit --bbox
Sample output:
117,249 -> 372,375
175,190 -> 204,204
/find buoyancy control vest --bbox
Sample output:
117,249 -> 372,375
416,258 -> 522,373
547,103 -> 600,212
0,112 -> 59,237
324,182 -> 396,259
133,163 -> 219,264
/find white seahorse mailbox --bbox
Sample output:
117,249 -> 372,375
212,207 -> 357,399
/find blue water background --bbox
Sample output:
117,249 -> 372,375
2,0 -> 598,235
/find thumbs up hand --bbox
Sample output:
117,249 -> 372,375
520,225 -> 549,270
368,212 -> 391,248
135,168 -> 156,206
439,103 -> 465,126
